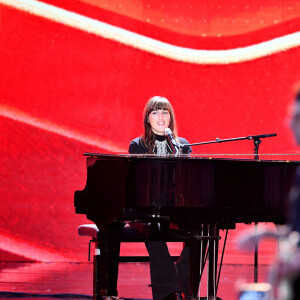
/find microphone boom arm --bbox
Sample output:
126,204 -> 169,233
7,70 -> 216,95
180,133 -> 277,159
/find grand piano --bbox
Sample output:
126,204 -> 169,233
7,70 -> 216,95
74,153 -> 300,299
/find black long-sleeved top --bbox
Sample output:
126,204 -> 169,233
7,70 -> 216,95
128,134 -> 192,154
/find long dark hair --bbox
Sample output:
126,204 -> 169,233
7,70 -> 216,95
141,96 -> 177,153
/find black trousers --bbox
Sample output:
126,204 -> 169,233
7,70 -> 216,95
146,241 -> 190,300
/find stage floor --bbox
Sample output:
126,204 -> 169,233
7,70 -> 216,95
0,261 -> 270,299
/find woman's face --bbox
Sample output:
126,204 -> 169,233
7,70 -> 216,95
148,109 -> 171,136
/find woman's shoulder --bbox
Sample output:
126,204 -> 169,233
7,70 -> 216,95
130,137 -> 142,144
128,137 -> 149,154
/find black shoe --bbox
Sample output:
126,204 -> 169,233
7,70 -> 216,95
163,291 -> 185,300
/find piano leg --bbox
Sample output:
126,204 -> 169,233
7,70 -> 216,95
190,226 -> 208,298
207,224 -> 220,299
95,222 -> 125,300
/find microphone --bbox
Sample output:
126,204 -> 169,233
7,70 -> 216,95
165,128 -> 180,154
249,133 -> 277,139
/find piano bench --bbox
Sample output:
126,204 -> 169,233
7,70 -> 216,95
78,223 -> 146,260
77,223 -> 145,242
78,224 -> 99,240
78,223 -> 187,261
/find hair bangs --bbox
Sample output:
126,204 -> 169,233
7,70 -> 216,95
149,97 -> 171,112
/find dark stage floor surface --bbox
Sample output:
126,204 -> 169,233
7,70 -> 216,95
0,261 -> 271,300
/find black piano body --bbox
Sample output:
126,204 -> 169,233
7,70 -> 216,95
74,153 -> 300,299
75,153 -> 299,226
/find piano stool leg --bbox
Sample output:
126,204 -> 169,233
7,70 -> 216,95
93,247 -> 101,300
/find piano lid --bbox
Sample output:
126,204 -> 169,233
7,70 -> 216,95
83,152 -> 300,162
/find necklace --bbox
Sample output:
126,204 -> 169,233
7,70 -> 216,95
154,139 -> 173,155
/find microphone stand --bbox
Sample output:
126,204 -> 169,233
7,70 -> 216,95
181,133 -> 277,160
182,133 -> 277,285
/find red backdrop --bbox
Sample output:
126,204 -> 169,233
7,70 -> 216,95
1,0 -> 300,262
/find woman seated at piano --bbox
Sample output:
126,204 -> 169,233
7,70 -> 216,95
129,96 -> 192,300
129,96 -> 191,155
